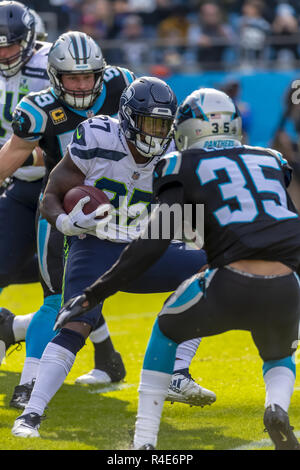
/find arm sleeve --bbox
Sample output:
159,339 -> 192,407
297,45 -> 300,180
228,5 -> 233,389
12,97 -> 47,141
84,184 -> 185,306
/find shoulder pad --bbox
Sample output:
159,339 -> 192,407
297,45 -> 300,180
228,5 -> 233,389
69,116 -> 126,162
104,65 -> 135,87
155,151 -> 182,179
34,41 -> 52,54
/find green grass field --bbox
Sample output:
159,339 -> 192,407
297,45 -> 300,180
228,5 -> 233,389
1,282 -> 300,451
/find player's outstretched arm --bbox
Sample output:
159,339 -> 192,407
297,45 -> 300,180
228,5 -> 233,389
0,134 -> 37,184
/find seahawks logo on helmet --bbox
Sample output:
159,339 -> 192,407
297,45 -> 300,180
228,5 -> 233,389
120,86 -> 135,108
22,10 -> 34,29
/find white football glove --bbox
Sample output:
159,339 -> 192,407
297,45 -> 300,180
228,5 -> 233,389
56,196 -> 112,236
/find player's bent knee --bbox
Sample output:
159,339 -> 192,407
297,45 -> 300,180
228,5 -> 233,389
63,321 -> 92,339
52,328 -> 86,355
158,314 -> 191,345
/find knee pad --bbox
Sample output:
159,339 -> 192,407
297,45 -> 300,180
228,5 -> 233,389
25,294 -> 62,359
52,328 -> 85,355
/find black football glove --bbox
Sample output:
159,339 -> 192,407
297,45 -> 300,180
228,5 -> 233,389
54,294 -> 90,331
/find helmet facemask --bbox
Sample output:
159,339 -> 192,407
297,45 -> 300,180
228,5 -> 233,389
0,31 -> 35,78
133,114 -> 174,158
0,3 -> 36,78
49,68 -> 105,110
47,32 -> 106,110
119,77 -> 177,158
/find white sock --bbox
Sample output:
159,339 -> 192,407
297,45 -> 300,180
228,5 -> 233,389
12,313 -> 35,342
23,342 -> 76,417
134,369 -> 171,449
264,366 -> 295,412
19,357 -> 40,385
173,338 -> 201,372
90,322 -> 110,344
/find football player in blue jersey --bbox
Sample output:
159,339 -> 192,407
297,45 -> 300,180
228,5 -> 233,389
0,1 -> 51,361
11,77 -> 217,438
53,88 -> 300,450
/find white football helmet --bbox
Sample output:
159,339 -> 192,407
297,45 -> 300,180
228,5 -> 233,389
47,31 -> 106,109
174,88 -> 242,151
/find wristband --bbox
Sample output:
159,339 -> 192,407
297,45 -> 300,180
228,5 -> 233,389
55,213 -> 67,233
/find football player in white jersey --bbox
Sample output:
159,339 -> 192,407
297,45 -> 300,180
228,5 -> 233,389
0,1 -> 50,356
11,77 -> 216,438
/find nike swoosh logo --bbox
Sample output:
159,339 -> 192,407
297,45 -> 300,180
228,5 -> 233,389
279,431 -> 288,442
73,222 -> 86,229
76,128 -> 82,139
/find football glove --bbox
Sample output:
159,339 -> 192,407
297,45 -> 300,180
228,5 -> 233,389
53,294 -> 90,331
56,196 -> 112,236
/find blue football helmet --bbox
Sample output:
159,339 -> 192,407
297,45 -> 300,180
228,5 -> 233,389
0,1 -> 36,77
119,76 -> 177,158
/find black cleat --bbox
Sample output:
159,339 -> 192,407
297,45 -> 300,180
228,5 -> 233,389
264,404 -> 300,450
0,308 -> 15,364
10,380 -> 35,410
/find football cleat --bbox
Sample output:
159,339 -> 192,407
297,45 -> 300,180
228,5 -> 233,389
264,404 -> 300,450
10,379 -> 35,409
75,351 -> 126,385
166,369 -> 216,407
0,308 -> 16,364
138,444 -> 155,450
12,412 -> 43,438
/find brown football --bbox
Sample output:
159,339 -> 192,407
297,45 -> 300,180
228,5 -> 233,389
63,185 -> 111,219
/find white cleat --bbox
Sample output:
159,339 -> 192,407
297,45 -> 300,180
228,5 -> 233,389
166,370 -> 216,407
75,368 -> 112,385
12,413 -> 41,438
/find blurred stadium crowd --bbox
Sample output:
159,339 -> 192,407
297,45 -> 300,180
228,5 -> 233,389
25,0 -> 300,73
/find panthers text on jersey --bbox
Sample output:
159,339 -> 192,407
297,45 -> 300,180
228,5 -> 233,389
2,41 -> 50,181
153,145 -> 300,270
68,115 -> 175,243
11,65 -> 135,187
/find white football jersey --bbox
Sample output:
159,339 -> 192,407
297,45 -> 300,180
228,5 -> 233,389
0,42 -> 51,181
68,115 -> 175,242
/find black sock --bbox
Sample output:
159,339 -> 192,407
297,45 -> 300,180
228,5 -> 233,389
93,337 -> 126,381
